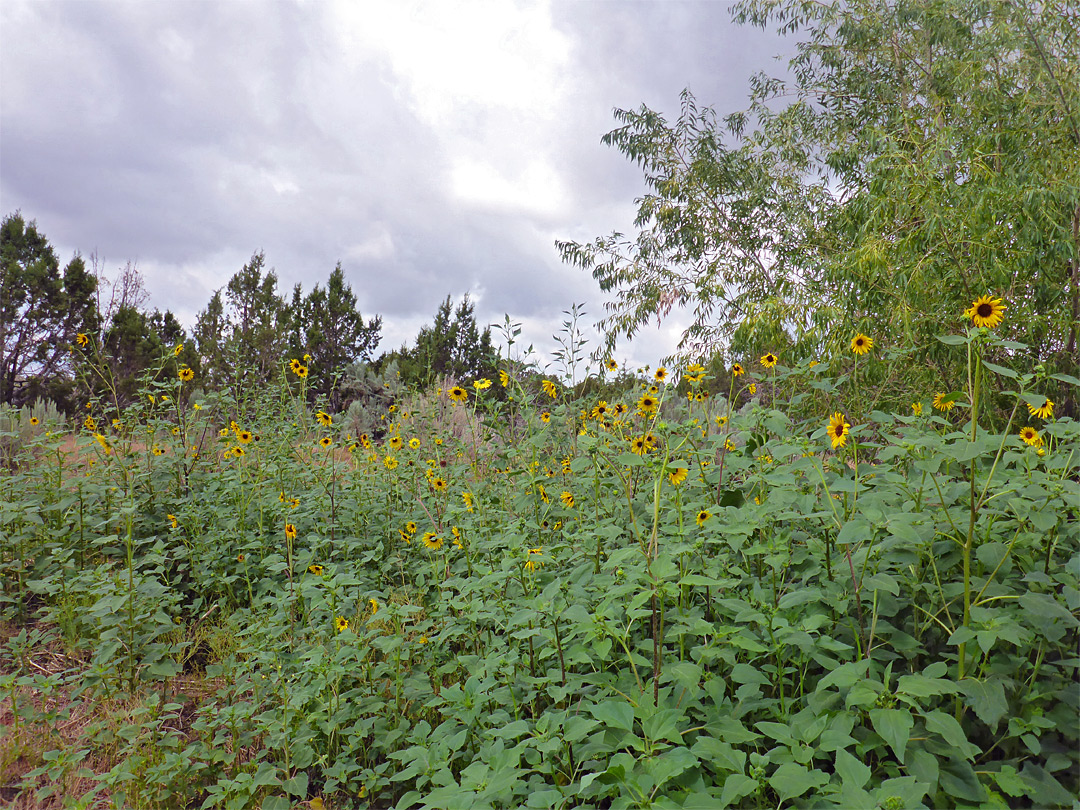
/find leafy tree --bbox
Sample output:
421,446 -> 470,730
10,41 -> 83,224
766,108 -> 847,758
558,0 -> 1079,411
286,264 -> 382,408
0,212 -> 98,408
224,251 -> 287,383
385,295 -> 497,389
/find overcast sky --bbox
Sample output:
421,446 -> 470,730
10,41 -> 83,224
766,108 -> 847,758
1,0 -> 793,373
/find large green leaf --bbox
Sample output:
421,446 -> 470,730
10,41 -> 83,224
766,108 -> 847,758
869,708 -> 913,764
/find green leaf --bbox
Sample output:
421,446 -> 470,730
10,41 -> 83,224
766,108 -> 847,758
767,762 -> 829,803
650,747 -> 699,789
834,749 -> 870,789
719,774 -> 757,808
896,674 -> 959,698
869,708 -> 913,763
958,678 -> 1008,729
923,711 -> 977,760
282,772 -> 308,797
589,700 -> 635,732
936,335 -> 968,345
981,360 -> 1018,379
939,758 -> 986,803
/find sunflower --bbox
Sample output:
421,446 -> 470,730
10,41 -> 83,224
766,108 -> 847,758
725,438 -> 736,452
630,436 -> 648,455
560,491 -> 575,508
334,616 -> 349,633
368,598 -> 379,615
431,477 -> 448,492
732,363 -> 744,377
462,492 -> 474,512
233,445 -> 246,457
684,363 -> 706,383
405,521 -> 417,535
319,436 -> 332,448
307,564 -> 324,576
827,412 -> 851,449
398,529 -> 411,544
448,386 -> 468,403
406,437 -> 419,450
289,358 -> 302,373
1019,426 -> 1043,446
747,383 -> 757,395
173,343 -> 184,356
29,416 -> 40,426
654,367 -> 668,383
761,353 -> 778,369
295,364 -> 308,378
525,547 -> 544,572
167,514 -> 179,529
644,432 -> 658,450
1027,398 -> 1054,420
932,392 -> 956,412
76,333 -> 89,347
383,455 -> 398,470
540,411 -> 551,423
637,393 -> 659,416
964,295 -> 1006,328
541,380 -> 559,399
668,466 -> 688,486
591,401 -> 609,420
285,524 -> 297,541
911,402 -> 923,415
473,378 -> 492,391
605,358 -> 618,372
152,445 -> 165,456
696,509 -> 711,527
422,532 -> 443,550
694,391 -> 708,402
452,528 -> 464,549
851,334 -> 874,355
84,416 -> 96,431
388,435 -> 403,451
316,410 -> 332,427
716,415 -> 728,427
237,429 -> 253,444
179,366 -> 195,382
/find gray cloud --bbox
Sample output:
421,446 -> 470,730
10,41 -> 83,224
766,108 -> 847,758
1,0 -> 792,367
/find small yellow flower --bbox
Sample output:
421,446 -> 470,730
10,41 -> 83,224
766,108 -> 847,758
684,363 -> 706,383
388,435 -> 403,451
851,334 -> 873,355
473,378 -> 492,391
1019,426 -> 1043,446
462,492 -> 474,512
637,393 -> 659,416
716,415 -> 728,426
431,476 -> 448,492
560,491 -> 575,508
732,363 -> 744,377
173,343 -> 184,356
964,295 -> 1006,328
319,436 -> 332,448
696,509 -> 710,527
422,532 -> 443,550
294,364 -> 308,378
334,616 -> 349,632
84,416 -> 97,431
286,524 -> 297,541
525,547 -> 544,571
761,353 -> 778,369
448,386 -> 468,403
76,333 -> 89,347
29,416 -> 40,426
179,366 -> 195,382
932,392 -> 955,412
316,410 -> 332,427
1027,398 -> 1054,420
605,358 -> 618,372
747,383 -> 757,395
911,402 -> 923,415
232,445 -> 245,457
167,514 -> 179,529
383,455 -> 398,470
368,598 -> 379,615
499,370 -> 510,387
668,466 -> 688,486
405,521 -> 417,535
408,437 -> 420,449
152,445 -> 165,456
308,563 -> 323,575
654,367 -> 667,383
237,429 -> 253,444
725,438 -> 736,452
541,380 -> 559,399
827,412 -> 851,449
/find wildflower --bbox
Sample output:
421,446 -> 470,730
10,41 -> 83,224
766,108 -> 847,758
29,416 -> 40,426
725,438 -> 736,452
319,436 -> 332,448
761,353 -> 778,369
732,363 -> 744,377
173,343 -> 184,356
418,636 -> 428,645
560,491 -> 575,508
76,333 -> 89,347
304,353 -> 312,362
232,445 -> 245,457
431,476 -> 448,493
368,598 -> 379,615
219,427 -> 229,438
237,554 -> 245,562
422,532 -> 443,550
405,521 -> 417,535
851,334 -> 874,355
696,509 -> 711,527
828,412 -> 851,449
1019,426 -> 1043,446
383,455 -> 398,470
167,514 -> 179,529
644,432 -> 658,450
152,445 -> 165,456
289,358 -> 302,373
932,393 -> 955,412
613,403 -> 629,417
540,411 -> 551,423
237,429 -> 253,444
316,410 -> 332,427
499,370 -> 510,387
448,386 -> 468,403
360,434 -> 372,449
525,547 -> 544,571
537,484 -> 550,503
286,524 -> 297,541
294,364 -> 308,378
409,437 -> 420,449
308,563 -> 323,575
694,391 -> 708,402
334,616 -> 349,633
630,436 -> 648,455
473,378 -> 492,391
911,402 -> 923,415
964,295 -> 1006,329
809,360 -> 820,368
398,529 -> 411,543
388,435 -> 403,451
84,415 -> 96,431
684,363 -> 706,383
654,367 -> 668,383
591,400 -> 609,420
1027,398 -> 1054,420
747,383 -> 757,395
668,466 -> 688,486
606,358 -> 618,372
637,393 -> 659,416
462,492 -> 474,512
179,366 -> 195,382
223,449 -> 233,460
541,380 -> 559,398
716,415 -> 728,427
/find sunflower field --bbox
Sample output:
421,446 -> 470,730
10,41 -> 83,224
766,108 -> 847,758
1,305 -> 1078,809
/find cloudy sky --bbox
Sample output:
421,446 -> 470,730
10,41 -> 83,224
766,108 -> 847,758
1,0 -> 793,372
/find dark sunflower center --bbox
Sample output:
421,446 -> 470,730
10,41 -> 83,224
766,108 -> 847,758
977,303 -> 993,317
833,426 -> 843,436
